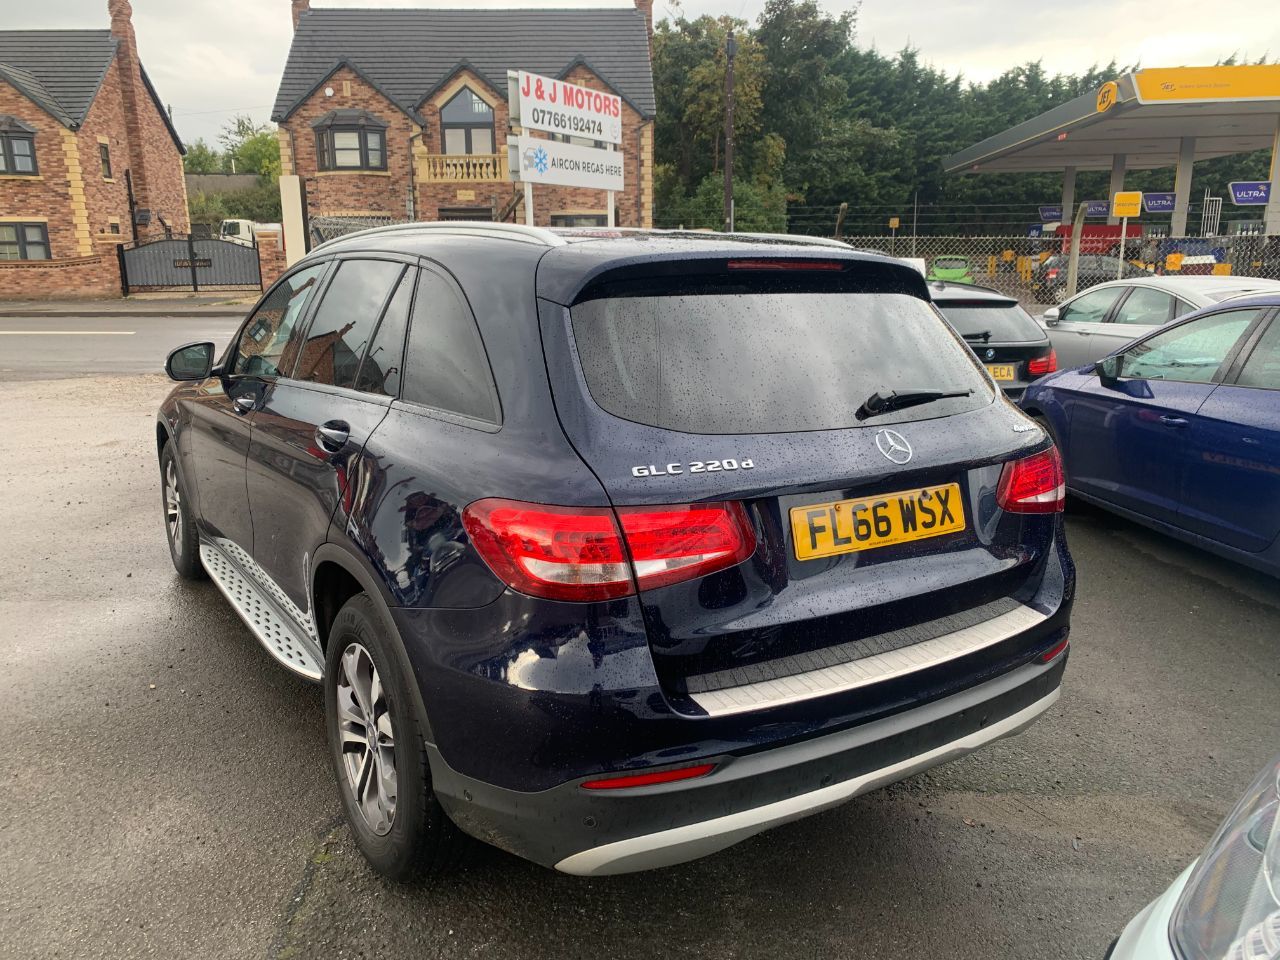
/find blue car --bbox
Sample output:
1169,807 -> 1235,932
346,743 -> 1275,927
1022,293 -> 1280,577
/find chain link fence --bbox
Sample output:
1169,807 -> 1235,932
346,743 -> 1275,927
836,233 -> 1280,309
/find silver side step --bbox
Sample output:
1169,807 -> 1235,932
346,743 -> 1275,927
199,539 -> 323,681
689,603 -> 1050,718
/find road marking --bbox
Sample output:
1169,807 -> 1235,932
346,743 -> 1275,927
0,330 -> 136,335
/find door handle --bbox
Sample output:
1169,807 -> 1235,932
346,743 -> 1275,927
315,420 -> 350,452
232,394 -> 256,414
1159,415 -> 1189,428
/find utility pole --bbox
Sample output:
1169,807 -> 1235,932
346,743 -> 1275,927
723,30 -> 736,233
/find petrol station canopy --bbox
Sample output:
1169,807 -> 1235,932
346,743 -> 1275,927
942,65 -> 1280,234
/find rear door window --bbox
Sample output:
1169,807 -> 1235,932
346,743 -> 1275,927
1110,287 -> 1176,326
1058,286 -> 1123,324
935,301 -> 1043,342
569,291 -> 993,434
353,268 -> 415,397
1234,318 -> 1280,390
292,259 -> 404,388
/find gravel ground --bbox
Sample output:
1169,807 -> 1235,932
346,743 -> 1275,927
2,374 -> 1277,960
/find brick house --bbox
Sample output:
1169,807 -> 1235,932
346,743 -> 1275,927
0,0 -> 188,297
272,0 -> 655,235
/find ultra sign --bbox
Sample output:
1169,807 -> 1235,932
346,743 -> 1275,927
1228,181 -> 1271,206
1143,192 -> 1175,214
516,70 -> 622,145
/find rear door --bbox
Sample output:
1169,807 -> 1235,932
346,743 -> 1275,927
540,259 -> 1056,702
1177,309 -> 1280,550
1067,308 -> 1261,525
1050,284 -> 1126,368
245,256 -> 409,614
1091,285 -> 1179,359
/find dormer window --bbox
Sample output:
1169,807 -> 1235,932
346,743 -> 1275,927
441,89 -> 494,155
0,116 -> 37,175
312,109 -> 388,171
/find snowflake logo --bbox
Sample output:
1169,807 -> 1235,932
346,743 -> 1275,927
524,145 -> 550,175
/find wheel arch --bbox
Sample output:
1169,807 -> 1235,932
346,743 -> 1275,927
311,543 -> 436,743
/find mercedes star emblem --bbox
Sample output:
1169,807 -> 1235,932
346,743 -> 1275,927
874,429 -> 913,465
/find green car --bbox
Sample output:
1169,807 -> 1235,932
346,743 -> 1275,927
927,255 -> 975,284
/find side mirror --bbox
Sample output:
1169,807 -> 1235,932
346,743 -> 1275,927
1095,355 -> 1122,387
1042,306 -> 1060,327
166,341 -> 216,381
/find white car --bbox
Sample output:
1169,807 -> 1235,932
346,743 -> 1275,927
1109,751 -> 1279,959
1041,276 -> 1280,369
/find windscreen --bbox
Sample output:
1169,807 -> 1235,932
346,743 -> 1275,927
569,291 -> 993,434
936,302 -> 1044,342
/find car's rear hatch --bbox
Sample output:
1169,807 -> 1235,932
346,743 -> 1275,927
536,244 -> 1064,716
933,296 -> 1055,392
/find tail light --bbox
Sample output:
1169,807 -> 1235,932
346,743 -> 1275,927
997,447 -> 1065,514
461,498 -> 756,601
1027,349 -> 1057,376
1045,267 -> 1060,280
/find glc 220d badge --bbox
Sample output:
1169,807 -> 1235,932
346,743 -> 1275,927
631,458 -> 756,478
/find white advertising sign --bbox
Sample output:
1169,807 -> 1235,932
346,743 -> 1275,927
515,134 -> 624,192
516,70 -> 622,145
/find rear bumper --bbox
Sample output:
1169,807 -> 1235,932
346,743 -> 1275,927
427,649 -> 1067,874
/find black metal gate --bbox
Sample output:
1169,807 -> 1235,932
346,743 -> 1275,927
119,235 -> 261,293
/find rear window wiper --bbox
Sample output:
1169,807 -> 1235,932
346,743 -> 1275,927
961,330 -> 992,343
856,388 -> 973,422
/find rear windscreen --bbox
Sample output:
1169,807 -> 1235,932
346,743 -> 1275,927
936,302 -> 1044,343
569,292 -> 993,434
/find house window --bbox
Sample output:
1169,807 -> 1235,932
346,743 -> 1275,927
440,89 -> 495,156
99,142 -> 112,179
0,117 -> 37,175
0,223 -> 51,260
312,109 -> 388,171
551,214 -> 608,228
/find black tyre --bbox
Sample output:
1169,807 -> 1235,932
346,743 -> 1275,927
160,442 -> 205,580
324,593 -> 460,881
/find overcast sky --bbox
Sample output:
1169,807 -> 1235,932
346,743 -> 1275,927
8,0 -> 1277,147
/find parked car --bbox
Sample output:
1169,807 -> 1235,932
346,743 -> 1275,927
157,223 -> 1073,880
1040,276 -> 1280,370
1105,750 -> 1279,960
1031,254 -> 1148,303
927,254 -> 975,284
928,280 -> 1056,398
1022,293 -> 1280,577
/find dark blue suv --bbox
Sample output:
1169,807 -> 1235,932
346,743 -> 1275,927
157,224 -> 1073,879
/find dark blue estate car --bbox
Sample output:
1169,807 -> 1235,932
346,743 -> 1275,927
1022,293 -> 1280,577
157,224 -> 1073,879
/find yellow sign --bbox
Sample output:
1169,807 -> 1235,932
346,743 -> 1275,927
1096,80 -> 1119,113
456,189 -> 477,201
888,217 -> 900,229
1111,191 -> 1142,219
1134,65 -> 1280,104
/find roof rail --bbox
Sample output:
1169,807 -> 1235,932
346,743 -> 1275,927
553,227 -> 854,249
312,220 -> 567,251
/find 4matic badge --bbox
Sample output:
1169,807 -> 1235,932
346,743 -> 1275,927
631,458 -> 755,478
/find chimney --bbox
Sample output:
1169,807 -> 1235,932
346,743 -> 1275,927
292,0 -> 310,31
634,0 -> 653,47
108,0 -> 137,56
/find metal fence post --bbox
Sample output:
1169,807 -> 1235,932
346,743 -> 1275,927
187,234 -> 199,292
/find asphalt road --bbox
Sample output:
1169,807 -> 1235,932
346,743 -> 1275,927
0,313 -> 243,380
3,371 -> 1278,960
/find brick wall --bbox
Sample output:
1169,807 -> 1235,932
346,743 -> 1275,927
282,64 -> 653,227
0,252 -> 122,298
77,57 -> 133,251
279,67 -> 416,219
256,228 -> 288,290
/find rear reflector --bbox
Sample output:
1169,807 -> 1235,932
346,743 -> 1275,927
581,763 -> 717,790
1039,636 -> 1070,662
1027,349 -> 1058,376
997,447 -> 1066,514
726,259 -> 845,272
462,499 -> 756,602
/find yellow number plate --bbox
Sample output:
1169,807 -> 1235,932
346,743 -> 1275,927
986,364 -> 1016,381
790,483 -> 965,560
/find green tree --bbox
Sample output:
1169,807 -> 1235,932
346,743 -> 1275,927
182,138 -> 224,174
219,115 -> 281,178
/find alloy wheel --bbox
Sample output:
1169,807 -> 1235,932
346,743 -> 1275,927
335,643 -> 398,836
164,460 -> 183,548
